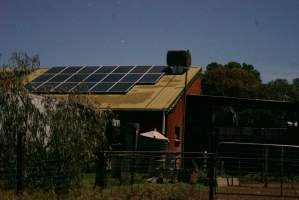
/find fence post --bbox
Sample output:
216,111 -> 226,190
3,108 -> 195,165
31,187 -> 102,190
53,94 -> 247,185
264,146 -> 268,188
238,159 -> 241,187
16,131 -> 24,194
130,123 -> 139,185
94,151 -> 106,188
130,153 -> 135,185
208,153 -> 215,200
280,146 -> 284,197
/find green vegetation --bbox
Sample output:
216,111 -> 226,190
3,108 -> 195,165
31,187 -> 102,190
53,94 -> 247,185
0,52 -> 112,193
202,61 -> 299,127
203,61 -> 299,101
0,183 -> 207,200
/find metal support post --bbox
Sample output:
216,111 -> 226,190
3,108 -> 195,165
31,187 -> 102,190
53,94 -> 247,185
264,146 -> 269,188
208,154 -> 215,200
280,146 -> 284,197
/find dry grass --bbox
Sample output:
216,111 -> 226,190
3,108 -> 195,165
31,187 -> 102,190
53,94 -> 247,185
0,183 -> 208,200
2,184 -> 299,200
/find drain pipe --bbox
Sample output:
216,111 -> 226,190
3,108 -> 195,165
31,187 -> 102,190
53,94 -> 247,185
162,111 -> 166,135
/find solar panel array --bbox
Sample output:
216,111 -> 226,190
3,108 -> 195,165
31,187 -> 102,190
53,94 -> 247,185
26,65 -> 168,94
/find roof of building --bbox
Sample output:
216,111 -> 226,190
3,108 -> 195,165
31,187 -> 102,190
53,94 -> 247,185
26,66 -> 202,111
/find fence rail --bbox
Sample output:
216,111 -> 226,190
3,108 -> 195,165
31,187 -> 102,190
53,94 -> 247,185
2,144 -> 299,199
216,142 -> 299,198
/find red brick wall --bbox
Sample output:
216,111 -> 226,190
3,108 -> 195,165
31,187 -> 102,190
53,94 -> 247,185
166,76 -> 202,152
187,77 -> 202,95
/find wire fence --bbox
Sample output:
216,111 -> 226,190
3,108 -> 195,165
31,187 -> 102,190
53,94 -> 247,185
216,142 -> 299,198
0,151 -> 214,198
2,146 -> 299,199
102,151 -> 213,186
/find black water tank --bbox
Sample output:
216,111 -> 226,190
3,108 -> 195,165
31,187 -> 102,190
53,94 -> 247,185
167,50 -> 191,67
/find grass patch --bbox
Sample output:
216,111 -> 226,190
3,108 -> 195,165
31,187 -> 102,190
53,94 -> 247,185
0,183 -> 208,200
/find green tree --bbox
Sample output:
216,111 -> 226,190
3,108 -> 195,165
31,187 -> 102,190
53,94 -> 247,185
265,79 -> 299,101
203,61 -> 262,98
8,52 -> 40,70
293,78 -> 299,90
202,61 -> 298,128
0,52 -> 40,88
0,53 -> 111,193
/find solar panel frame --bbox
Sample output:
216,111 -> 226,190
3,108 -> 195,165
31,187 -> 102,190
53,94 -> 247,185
84,73 -> 107,82
54,82 -> 79,92
61,66 -> 83,74
36,82 -> 60,92
90,82 -> 115,93
108,82 -> 135,93
78,66 -> 100,74
49,74 -> 72,82
148,66 -> 167,73
25,82 -> 42,91
31,74 -> 55,82
137,73 -> 163,84
95,66 -> 117,73
102,73 -> 125,82
120,73 -> 143,83
46,66 -> 67,74
113,65 -> 135,73
66,74 -> 90,82
130,65 -> 151,73
73,82 -> 98,93
27,65 -> 167,94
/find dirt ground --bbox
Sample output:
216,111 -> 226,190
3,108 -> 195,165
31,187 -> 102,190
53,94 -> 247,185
216,184 -> 299,200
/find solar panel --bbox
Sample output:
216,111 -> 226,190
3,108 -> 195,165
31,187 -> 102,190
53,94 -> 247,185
54,82 -> 79,92
148,66 -> 167,73
74,82 -> 98,92
61,66 -> 83,74
120,73 -> 143,83
90,82 -> 114,92
109,82 -> 134,93
84,73 -> 107,82
130,65 -> 151,73
113,66 -> 135,73
49,74 -> 71,82
31,74 -> 54,82
138,73 -> 163,84
102,73 -> 125,82
27,65 -> 167,94
25,82 -> 41,91
46,66 -> 67,73
96,66 -> 117,73
37,82 -> 60,92
78,66 -> 100,73
66,74 -> 89,82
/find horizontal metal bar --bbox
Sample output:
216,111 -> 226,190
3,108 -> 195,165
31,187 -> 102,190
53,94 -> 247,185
218,142 -> 299,149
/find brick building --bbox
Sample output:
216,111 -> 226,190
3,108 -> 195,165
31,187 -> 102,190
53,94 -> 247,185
27,66 -> 202,152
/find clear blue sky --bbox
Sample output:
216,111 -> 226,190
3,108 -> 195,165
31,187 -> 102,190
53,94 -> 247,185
1,0 -> 298,82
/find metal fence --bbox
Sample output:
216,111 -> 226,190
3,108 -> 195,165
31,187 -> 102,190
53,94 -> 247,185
215,142 -> 299,198
0,151 -> 215,199
2,146 -> 299,199
101,151 -> 213,186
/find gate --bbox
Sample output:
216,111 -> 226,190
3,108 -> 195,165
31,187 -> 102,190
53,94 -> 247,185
215,142 -> 299,198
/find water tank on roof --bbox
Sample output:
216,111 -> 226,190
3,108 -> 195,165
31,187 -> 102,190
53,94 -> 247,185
167,50 -> 191,67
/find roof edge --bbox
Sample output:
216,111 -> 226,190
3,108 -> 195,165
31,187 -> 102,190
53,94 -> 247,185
166,68 -> 202,113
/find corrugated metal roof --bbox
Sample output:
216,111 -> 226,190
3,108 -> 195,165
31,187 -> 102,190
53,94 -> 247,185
26,67 -> 202,111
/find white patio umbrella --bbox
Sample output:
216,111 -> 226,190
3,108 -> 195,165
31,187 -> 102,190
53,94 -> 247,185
140,129 -> 169,141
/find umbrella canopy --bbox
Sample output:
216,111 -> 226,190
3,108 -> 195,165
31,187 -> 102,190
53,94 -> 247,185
140,130 -> 169,141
